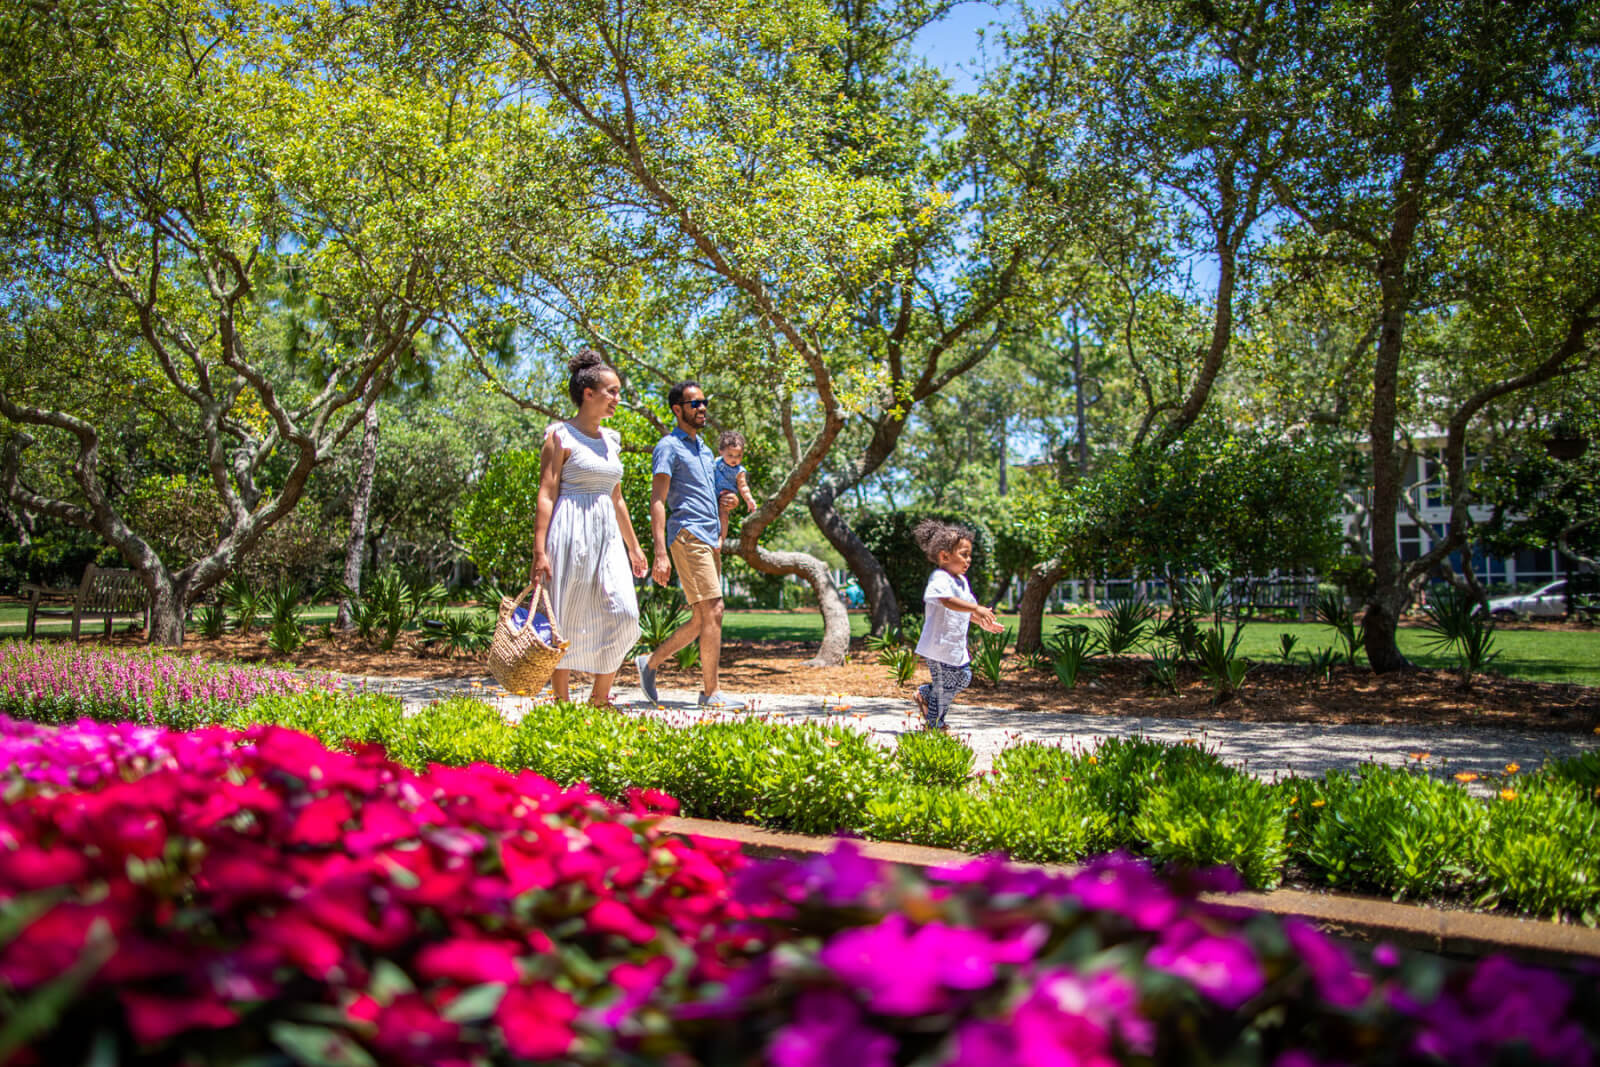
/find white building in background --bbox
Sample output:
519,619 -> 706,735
1341,445 -> 1569,591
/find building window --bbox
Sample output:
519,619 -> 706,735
1399,524 -> 1423,562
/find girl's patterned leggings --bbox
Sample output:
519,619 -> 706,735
918,658 -> 971,728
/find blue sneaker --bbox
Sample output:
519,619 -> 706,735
635,654 -> 659,704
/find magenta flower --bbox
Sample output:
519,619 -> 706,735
769,990 -> 896,1067
1284,919 -> 1370,1009
496,982 -> 579,1059
415,937 -> 524,985
1147,929 -> 1264,1010
120,990 -> 238,1044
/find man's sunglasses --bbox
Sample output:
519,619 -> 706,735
683,399 -> 708,409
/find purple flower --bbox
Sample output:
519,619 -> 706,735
1147,926 -> 1263,1009
945,969 -> 1151,1067
819,916 -> 1046,1015
1065,854 -> 1183,931
768,991 -> 895,1067
1284,919 -> 1370,1009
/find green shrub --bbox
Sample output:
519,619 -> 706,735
1315,590 -> 1364,666
512,703 -> 663,799
997,736 -> 1227,852
1544,750 -> 1600,800
1296,765 -> 1487,901
1134,764 -> 1289,889
238,689 -> 407,748
194,603 -> 228,639
452,449 -> 541,589
963,779 -> 1111,864
862,782 -> 979,851
881,645 -> 917,686
649,719 -> 772,822
1193,625 -> 1250,703
754,722 -> 887,835
895,729 -> 976,786
385,696 -> 520,770
1475,776 -> 1600,923
220,575 -> 263,635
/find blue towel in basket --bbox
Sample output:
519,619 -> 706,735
510,605 -> 554,644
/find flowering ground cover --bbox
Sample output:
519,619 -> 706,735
0,640 -> 332,727
1,713 -> 1596,1065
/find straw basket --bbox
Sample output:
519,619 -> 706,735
487,581 -> 569,696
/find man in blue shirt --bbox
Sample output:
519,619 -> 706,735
635,381 -> 744,710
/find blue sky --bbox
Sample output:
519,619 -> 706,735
910,1 -> 1010,91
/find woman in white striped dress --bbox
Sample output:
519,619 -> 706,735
531,350 -> 648,706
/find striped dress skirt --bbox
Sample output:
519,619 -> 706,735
544,489 -> 640,675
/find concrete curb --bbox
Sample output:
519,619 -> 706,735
658,816 -> 1600,971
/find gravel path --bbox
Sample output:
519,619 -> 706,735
338,674 -> 1599,787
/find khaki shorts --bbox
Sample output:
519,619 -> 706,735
669,530 -> 722,606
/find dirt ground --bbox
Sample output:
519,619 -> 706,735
143,630 -> 1600,735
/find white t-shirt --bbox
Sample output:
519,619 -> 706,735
915,568 -> 973,667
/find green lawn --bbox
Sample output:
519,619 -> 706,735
723,609 -> 1600,687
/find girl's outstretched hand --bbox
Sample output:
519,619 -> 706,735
974,606 -> 1004,633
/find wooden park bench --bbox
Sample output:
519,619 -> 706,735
21,564 -> 150,639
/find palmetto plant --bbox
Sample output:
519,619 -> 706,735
1046,625 -> 1100,689
337,568 -> 446,652
1315,590 -> 1364,666
1420,585 -> 1500,688
972,627 -> 1012,685
219,575 -> 263,635
194,603 -> 227,640
261,578 -> 308,654
1094,594 -> 1156,658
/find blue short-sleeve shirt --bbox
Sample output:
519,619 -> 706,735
652,428 -> 721,547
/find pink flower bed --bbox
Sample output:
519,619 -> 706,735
0,640 -> 332,726
0,715 -> 1593,1066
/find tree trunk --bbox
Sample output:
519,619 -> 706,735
989,572 -> 1012,611
145,571 -> 188,647
808,491 -> 899,635
732,542 -> 851,666
337,400 -> 381,630
1015,559 -> 1067,655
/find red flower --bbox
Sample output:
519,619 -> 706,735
250,913 -> 345,979
121,990 -> 238,1044
0,844 -> 92,890
496,982 -> 578,1059
288,793 -> 354,846
415,936 -> 524,985
587,898 -> 659,944
345,799 -> 420,854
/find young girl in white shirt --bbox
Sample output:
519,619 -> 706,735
911,519 -> 1003,730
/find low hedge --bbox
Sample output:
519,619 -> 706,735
6,713 -> 1596,1066
222,689 -> 1600,925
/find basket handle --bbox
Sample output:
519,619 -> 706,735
508,580 -> 564,642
